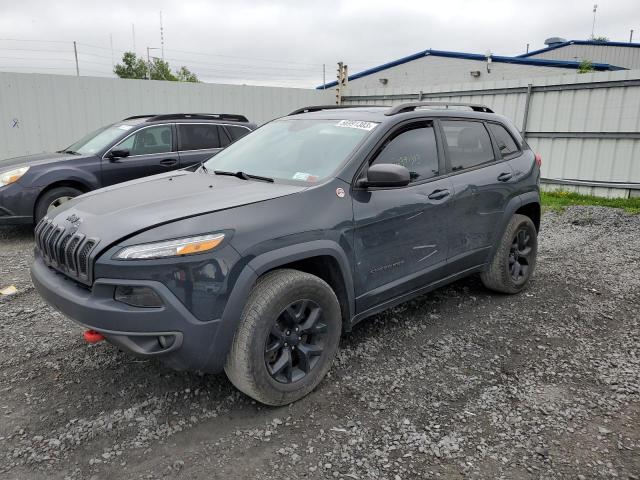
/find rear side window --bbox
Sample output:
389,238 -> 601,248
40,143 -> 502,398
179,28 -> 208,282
441,120 -> 494,171
372,125 -> 439,183
226,125 -> 251,141
178,124 -> 229,150
487,123 -> 519,157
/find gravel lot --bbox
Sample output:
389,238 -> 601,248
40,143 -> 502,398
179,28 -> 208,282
1,206 -> 638,480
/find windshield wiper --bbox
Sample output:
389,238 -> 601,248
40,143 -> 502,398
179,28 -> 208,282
57,149 -> 80,155
200,163 -> 208,173
213,170 -> 274,183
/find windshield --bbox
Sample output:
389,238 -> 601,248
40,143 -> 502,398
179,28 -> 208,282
202,119 -> 377,183
66,124 -> 134,155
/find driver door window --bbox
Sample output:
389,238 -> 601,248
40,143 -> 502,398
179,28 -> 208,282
115,125 -> 173,156
372,125 -> 439,183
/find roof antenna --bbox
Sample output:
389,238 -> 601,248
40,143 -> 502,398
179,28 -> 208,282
591,4 -> 598,38
631,29 -> 634,43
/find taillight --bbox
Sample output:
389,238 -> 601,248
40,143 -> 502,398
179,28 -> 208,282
534,153 -> 542,168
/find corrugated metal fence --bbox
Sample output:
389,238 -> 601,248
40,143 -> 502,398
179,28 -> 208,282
0,72 -> 333,159
342,69 -> 640,198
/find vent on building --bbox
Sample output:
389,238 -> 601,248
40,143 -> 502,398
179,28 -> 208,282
544,37 -> 567,47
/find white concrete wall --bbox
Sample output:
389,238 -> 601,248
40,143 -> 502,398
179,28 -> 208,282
339,55 -> 580,90
0,72 -> 334,159
525,44 -> 640,70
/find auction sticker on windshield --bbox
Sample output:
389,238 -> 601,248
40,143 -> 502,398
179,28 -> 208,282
335,120 -> 378,131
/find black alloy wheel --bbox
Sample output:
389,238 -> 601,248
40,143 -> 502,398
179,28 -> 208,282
509,228 -> 533,283
264,299 -> 328,384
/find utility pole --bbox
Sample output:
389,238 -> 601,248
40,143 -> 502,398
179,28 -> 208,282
159,11 -> 165,60
322,64 -> 326,90
591,4 -> 598,38
631,29 -> 635,43
335,62 -> 348,105
526,43 -> 530,53
73,41 -> 79,76
147,46 -> 151,80
109,34 -> 115,69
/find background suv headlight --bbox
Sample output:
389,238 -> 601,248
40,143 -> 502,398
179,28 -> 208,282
113,233 -> 225,260
0,166 -> 29,187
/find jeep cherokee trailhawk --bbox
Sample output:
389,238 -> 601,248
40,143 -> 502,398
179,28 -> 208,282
31,102 -> 541,406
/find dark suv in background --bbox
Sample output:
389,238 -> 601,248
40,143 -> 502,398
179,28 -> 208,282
31,102 -> 541,406
0,113 -> 255,225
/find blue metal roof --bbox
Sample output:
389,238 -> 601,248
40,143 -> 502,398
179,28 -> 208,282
316,48 -> 623,89
519,40 -> 640,58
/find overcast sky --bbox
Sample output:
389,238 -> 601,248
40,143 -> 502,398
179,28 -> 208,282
0,0 -> 637,87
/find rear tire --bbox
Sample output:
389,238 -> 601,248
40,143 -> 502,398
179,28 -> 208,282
481,214 -> 538,294
225,269 -> 341,406
35,186 -> 83,224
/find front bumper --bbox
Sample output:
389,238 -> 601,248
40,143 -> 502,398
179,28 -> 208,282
30,256 -> 225,372
0,206 -> 32,225
0,183 -> 36,225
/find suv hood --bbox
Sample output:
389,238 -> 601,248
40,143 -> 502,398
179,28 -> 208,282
0,152 -> 88,171
48,170 -> 306,248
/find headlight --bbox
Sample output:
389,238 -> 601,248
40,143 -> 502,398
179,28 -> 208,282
113,233 -> 225,260
0,166 -> 29,187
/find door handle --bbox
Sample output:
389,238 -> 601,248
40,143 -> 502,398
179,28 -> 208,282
160,159 -> 178,167
497,172 -> 513,182
427,189 -> 450,200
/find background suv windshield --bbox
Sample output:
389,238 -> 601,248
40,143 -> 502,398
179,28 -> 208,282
203,119 -> 376,183
66,124 -> 133,155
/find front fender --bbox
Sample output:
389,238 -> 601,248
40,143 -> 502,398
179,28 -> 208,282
29,168 -> 99,190
204,240 -> 355,372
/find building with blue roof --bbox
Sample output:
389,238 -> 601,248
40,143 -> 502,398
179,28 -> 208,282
317,40 -> 632,90
519,39 -> 640,70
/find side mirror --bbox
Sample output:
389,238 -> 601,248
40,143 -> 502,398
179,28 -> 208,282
109,148 -> 130,159
358,163 -> 410,188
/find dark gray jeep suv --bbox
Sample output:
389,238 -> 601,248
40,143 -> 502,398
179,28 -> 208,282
0,113 -> 254,225
31,102 -> 541,406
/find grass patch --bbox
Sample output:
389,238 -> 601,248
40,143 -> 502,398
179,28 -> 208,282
541,191 -> 640,214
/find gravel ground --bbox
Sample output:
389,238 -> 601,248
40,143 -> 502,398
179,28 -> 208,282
0,206 -> 638,480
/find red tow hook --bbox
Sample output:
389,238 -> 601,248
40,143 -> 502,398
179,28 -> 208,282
83,329 -> 105,344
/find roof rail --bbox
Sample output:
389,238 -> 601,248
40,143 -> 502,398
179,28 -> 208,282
385,102 -> 494,116
145,113 -> 250,123
122,114 -> 157,121
288,105 -> 376,116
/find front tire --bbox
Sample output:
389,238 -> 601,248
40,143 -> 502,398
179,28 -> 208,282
225,269 -> 341,406
35,186 -> 83,224
481,214 -> 538,294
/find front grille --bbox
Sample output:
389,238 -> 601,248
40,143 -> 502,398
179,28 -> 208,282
35,218 -> 99,284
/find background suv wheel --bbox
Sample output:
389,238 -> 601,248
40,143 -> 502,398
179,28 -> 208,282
225,269 -> 341,406
35,186 -> 83,224
481,214 -> 538,294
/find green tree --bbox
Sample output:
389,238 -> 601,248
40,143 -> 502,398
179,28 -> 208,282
175,66 -> 199,82
578,59 -> 594,74
590,35 -> 609,42
150,58 -> 177,81
114,52 -> 199,82
113,52 -> 148,79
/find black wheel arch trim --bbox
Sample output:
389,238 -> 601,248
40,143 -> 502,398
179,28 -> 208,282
204,240 -> 355,371
489,191 -> 540,261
